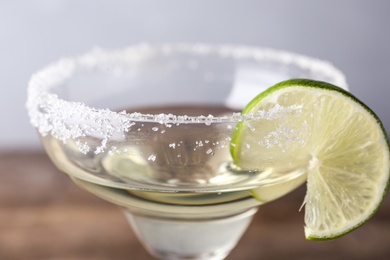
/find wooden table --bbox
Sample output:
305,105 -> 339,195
1,151 -> 389,259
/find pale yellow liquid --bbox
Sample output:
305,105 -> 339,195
41,105 -> 306,207
41,105 -> 306,259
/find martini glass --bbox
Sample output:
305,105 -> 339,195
27,44 -> 348,259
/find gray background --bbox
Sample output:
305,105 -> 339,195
2,0 -> 389,150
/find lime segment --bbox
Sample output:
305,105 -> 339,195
231,79 -> 389,240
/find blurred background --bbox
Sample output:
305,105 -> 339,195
1,1 -> 390,259
1,0 -> 390,151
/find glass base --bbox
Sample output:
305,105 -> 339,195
123,208 -> 258,260
71,177 -> 261,260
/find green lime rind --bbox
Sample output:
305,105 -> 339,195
230,78 -> 390,241
307,168 -> 390,241
231,78 -> 390,167
230,79 -> 349,163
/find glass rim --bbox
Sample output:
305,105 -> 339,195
26,43 -> 348,142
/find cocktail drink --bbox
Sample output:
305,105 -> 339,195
27,44 -> 352,259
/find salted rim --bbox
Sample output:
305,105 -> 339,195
26,43 -> 348,153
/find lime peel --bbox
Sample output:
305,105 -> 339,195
231,79 -> 390,240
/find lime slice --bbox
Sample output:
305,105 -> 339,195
231,79 -> 389,240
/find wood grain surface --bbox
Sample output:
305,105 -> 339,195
1,151 -> 389,260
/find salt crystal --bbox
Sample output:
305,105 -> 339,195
148,154 -> 156,161
26,43 -> 347,155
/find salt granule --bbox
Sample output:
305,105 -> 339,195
26,43 -> 347,154
148,154 -> 157,161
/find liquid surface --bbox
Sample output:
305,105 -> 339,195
41,105 -> 306,198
